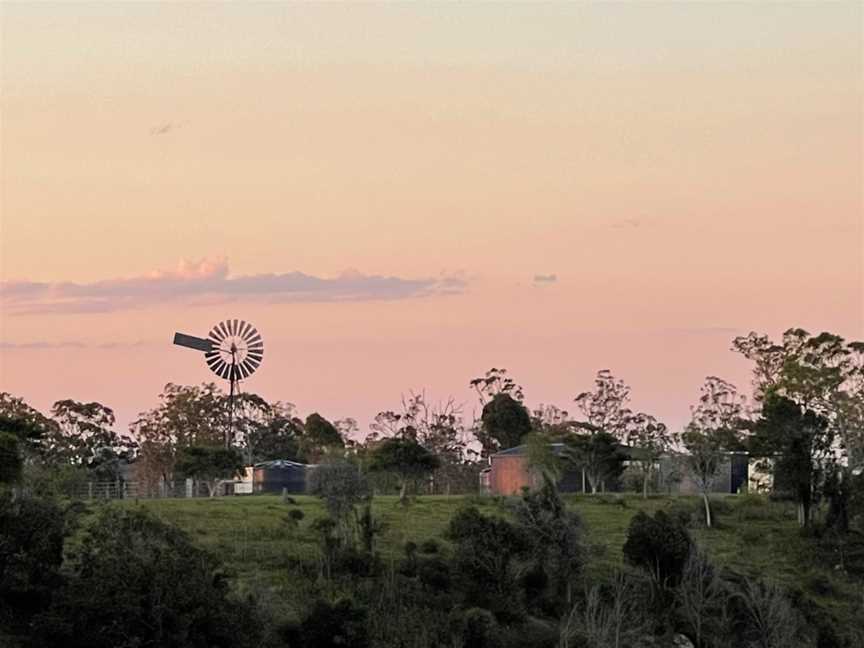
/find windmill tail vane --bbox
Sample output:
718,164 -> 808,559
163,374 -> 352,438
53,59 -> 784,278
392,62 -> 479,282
173,319 -> 264,447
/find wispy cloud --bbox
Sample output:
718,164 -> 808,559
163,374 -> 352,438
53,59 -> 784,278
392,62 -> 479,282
150,122 -> 176,136
0,258 -> 468,315
0,340 -> 148,350
533,274 -> 558,285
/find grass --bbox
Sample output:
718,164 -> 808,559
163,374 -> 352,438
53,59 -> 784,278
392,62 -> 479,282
115,492 -> 861,624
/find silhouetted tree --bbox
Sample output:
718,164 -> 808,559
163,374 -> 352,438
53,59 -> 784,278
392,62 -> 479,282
478,393 -> 532,454
175,445 -> 244,497
368,437 -> 440,504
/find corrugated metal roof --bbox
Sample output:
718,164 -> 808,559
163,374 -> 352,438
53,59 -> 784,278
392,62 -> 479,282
491,443 -> 569,457
254,459 -> 312,469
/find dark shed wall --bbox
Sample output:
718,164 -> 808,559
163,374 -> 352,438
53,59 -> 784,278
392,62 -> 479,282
254,464 -> 309,494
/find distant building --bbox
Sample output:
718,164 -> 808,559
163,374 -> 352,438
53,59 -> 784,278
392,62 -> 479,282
483,444 -> 585,495
481,444 -> 752,496
252,459 -> 316,494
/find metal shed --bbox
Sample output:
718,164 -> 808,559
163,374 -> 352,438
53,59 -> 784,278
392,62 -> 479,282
253,459 -> 314,494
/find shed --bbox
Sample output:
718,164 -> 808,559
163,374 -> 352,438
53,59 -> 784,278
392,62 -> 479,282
253,460 -> 314,494
485,444 -> 584,495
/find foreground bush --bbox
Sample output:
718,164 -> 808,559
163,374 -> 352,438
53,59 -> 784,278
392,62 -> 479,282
32,507 -> 264,648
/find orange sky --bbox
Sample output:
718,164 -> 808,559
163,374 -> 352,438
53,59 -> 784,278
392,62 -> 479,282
1,3 -> 862,434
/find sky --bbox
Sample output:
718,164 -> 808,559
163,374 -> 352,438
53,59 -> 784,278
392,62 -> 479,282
1,2 -> 862,437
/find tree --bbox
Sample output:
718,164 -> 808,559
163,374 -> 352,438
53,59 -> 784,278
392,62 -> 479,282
47,400 -> 135,478
734,329 -> 864,465
469,368 -> 524,405
683,377 -> 747,527
750,394 -> 831,527
235,397 -> 302,464
513,476 -> 585,606
308,459 -> 369,546
175,445 -> 244,497
131,383 -> 228,489
681,429 -> 724,529
478,393 -> 532,454
573,370 -> 633,442
0,433 -> 22,485
0,393 -> 54,458
368,392 -> 473,494
302,413 -> 344,462
368,437 -> 440,504
625,412 -> 671,498
564,429 -> 626,494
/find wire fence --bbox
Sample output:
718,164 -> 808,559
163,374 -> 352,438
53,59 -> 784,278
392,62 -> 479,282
58,479 -> 214,500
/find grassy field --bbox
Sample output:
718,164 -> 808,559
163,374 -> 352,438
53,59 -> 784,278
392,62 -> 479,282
117,493 -> 860,623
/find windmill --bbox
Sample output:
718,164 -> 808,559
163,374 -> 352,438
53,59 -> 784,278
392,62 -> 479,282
173,320 -> 263,447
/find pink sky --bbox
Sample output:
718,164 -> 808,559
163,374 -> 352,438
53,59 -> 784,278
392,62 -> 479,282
1,3 -> 862,436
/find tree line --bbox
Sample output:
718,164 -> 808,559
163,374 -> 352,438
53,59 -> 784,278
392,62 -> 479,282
1,328 -> 863,524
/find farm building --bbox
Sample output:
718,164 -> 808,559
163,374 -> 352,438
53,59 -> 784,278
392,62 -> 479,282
481,444 -> 753,496
482,444 -> 584,495
252,459 -> 316,494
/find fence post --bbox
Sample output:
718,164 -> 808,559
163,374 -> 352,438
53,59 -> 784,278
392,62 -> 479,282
88,482 -> 93,500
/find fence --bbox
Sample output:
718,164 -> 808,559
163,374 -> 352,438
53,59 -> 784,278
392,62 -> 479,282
62,479 -> 213,500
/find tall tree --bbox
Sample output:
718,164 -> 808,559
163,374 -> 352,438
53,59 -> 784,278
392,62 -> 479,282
233,396 -> 303,464
625,412 -> 671,499
174,445 -> 244,497
682,377 -> 746,527
0,393 -> 54,458
48,400 -> 135,476
573,370 -> 633,442
368,437 -> 440,504
570,370 -> 633,494
302,413 -> 344,463
131,383 -> 228,487
469,368 -> 524,405
750,394 -> 831,527
564,429 -> 626,494
478,393 -> 532,454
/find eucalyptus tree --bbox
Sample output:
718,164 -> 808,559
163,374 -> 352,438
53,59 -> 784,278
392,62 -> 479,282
683,376 -> 747,527
625,412 -> 671,498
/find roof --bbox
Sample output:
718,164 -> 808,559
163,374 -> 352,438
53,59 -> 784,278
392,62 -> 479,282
254,459 -> 312,469
491,443 -> 569,458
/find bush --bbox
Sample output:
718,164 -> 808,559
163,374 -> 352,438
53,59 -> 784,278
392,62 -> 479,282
32,507 -> 263,648
299,598 -> 369,648
449,607 -> 501,648
0,494 -> 65,638
420,538 -> 440,554
623,510 -> 692,587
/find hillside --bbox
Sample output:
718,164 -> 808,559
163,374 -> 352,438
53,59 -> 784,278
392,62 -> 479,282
120,493 -> 860,628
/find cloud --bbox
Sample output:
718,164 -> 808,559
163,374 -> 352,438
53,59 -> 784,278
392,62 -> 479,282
0,341 -> 87,349
0,259 -> 468,315
533,274 -> 558,284
150,122 -> 176,136
0,340 -> 148,350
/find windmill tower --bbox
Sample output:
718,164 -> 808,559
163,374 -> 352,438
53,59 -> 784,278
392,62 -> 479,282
173,319 -> 263,447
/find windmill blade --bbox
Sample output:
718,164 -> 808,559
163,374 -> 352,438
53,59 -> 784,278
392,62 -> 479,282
240,321 -> 252,339
232,319 -> 240,335
218,321 -> 231,339
173,333 -> 213,352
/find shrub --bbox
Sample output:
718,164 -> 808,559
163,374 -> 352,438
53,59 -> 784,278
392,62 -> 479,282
449,607 -> 501,648
299,598 -> 369,648
623,510 -> 692,587
420,538 -> 440,554
0,494 -> 65,637
32,507 -> 263,648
